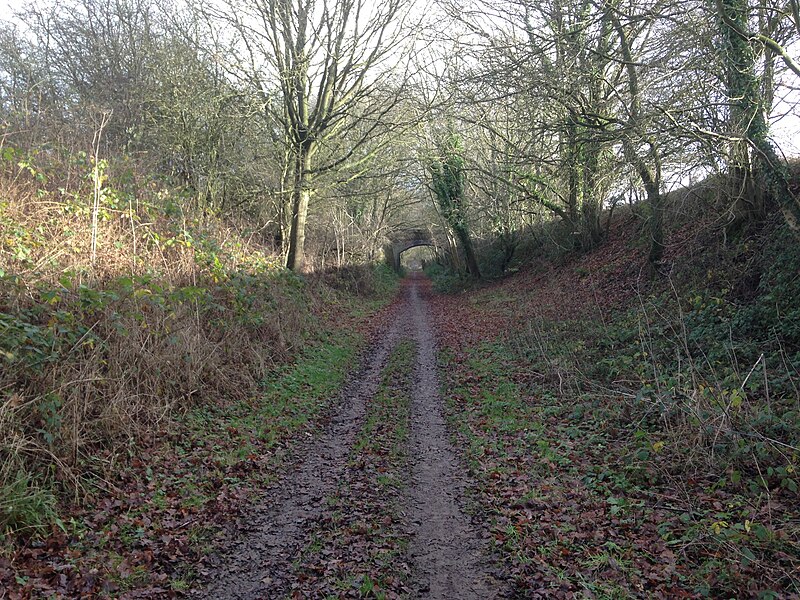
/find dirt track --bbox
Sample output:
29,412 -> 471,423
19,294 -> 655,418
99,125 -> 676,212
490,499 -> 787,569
196,275 -> 501,599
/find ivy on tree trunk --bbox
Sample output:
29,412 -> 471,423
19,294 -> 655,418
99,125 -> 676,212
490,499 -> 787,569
429,135 -> 482,279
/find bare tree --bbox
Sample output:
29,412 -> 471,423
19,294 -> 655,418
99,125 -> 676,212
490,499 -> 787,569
437,0 -> 622,251
210,0 -> 417,270
604,0 -> 665,267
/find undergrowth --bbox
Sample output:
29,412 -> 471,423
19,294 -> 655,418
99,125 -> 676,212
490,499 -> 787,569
0,146 -> 398,544
508,221 -> 800,488
441,338 -> 799,596
2,332 -> 368,595
423,262 -> 479,293
435,216 -> 800,596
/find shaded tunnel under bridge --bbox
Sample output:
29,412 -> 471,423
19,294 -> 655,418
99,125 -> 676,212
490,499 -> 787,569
385,230 -> 438,271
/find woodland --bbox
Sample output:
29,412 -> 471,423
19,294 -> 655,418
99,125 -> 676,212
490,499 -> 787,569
0,0 -> 799,597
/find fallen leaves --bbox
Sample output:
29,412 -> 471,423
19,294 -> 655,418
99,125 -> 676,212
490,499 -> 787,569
0,316 -> 391,597
428,262 -> 800,598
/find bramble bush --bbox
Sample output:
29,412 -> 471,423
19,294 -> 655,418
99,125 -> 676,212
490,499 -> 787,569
0,149 -> 397,537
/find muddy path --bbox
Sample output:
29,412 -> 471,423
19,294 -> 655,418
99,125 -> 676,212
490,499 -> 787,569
195,275 -> 502,599
406,278 -> 502,599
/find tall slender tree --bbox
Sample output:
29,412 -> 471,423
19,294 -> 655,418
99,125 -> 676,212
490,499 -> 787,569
428,133 -> 482,278
716,0 -> 800,232
215,0 -> 415,270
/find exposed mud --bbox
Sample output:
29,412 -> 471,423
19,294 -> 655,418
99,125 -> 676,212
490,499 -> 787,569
406,277 -> 504,599
195,275 -> 502,598
196,318 -> 403,599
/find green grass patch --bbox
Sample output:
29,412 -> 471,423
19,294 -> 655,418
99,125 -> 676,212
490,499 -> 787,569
353,340 -> 414,460
0,468 -> 61,537
173,332 -> 362,501
293,339 -> 416,597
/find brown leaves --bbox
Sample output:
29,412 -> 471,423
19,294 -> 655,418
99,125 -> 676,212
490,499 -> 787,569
427,245 -> 800,597
429,284 -> 698,596
286,341 -> 415,598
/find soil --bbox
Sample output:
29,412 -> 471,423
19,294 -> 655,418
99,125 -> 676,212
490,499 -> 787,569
406,278 -> 503,599
193,274 -> 503,598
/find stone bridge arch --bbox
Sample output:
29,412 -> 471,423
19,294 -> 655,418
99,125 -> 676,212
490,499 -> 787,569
385,229 -> 438,271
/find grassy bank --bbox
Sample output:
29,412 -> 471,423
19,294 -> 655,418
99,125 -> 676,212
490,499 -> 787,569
440,341 -> 797,596
431,214 -> 800,597
0,148 -> 400,595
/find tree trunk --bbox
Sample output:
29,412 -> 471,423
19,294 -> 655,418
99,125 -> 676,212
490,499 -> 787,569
609,7 -> 665,269
719,0 -> 769,231
455,225 -> 482,279
581,137 -> 603,251
565,118 -> 581,235
646,180 -> 664,266
286,145 -> 313,271
720,4 -> 800,234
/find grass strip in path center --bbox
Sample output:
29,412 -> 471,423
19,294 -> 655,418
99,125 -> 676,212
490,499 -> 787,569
291,339 -> 416,599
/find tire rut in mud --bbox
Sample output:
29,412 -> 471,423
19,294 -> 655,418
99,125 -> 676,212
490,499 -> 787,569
406,278 -> 504,599
196,316 -> 403,599
195,277 -> 503,598
290,339 -> 416,597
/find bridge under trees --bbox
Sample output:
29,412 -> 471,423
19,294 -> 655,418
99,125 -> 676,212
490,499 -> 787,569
384,229 -> 440,272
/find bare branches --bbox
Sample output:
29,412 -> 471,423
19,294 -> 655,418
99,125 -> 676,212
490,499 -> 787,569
715,0 -> 800,78
204,0 -> 419,269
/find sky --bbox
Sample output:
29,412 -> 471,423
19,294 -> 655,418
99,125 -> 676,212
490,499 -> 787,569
772,92 -> 800,157
0,0 -> 796,156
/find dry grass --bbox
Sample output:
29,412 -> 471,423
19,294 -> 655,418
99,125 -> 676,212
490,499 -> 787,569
0,154 -> 330,530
